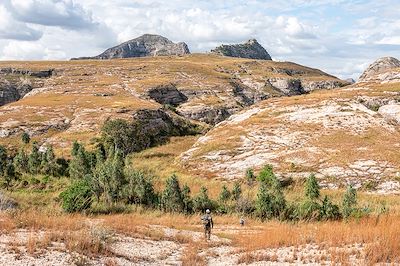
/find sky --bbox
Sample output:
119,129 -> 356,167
0,0 -> 400,79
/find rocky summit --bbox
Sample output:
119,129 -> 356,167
358,56 -> 400,83
72,34 -> 190,60
211,39 -> 272,60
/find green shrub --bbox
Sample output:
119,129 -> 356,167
305,174 -> 320,200
193,186 -> 215,212
257,164 -> 274,184
320,195 -> 341,220
219,185 -> 231,203
60,180 -> 93,213
21,132 -> 30,145
161,174 -> 184,212
231,182 -> 242,201
122,169 -> 157,206
342,185 -> 357,219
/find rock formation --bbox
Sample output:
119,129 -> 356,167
359,57 -> 400,82
211,39 -> 272,60
73,34 -> 190,60
0,68 -> 53,106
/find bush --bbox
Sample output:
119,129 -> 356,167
193,186 -> 215,212
235,196 -> 255,215
231,182 -> 242,201
305,173 -> 320,200
320,195 -> 341,220
21,132 -> 30,144
60,180 -> 93,213
219,185 -> 231,203
161,174 -> 184,212
342,185 -> 357,219
299,200 -> 321,221
257,164 -> 274,184
122,169 -> 157,206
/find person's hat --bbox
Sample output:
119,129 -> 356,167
206,209 -> 210,213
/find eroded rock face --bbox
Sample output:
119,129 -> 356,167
131,108 -> 204,149
211,39 -> 272,60
0,69 -> 53,106
359,57 -> 400,82
147,84 -> 188,106
73,34 -> 190,59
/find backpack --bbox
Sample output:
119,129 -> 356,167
202,215 -> 211,227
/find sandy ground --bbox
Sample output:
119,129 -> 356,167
0,223 -> 367,266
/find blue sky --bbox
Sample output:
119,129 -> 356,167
0,0 -> 399,79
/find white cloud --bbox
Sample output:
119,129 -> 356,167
0,5 -> 42,41
0,0 -> 398,80
8,0 -> 98,30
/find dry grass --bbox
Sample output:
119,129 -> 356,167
181,241 -> 207,266
234,215 -> 400,264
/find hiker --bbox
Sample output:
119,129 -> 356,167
240,217 -> 245,226
202,209 -> 213,240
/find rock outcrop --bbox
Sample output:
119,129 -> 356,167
73,34 -> 190,60
147,84 -> 188,106
0,68 -> 53,106
359,57 -> 400,82
211,39 -> 272,60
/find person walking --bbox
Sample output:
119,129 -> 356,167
202,209 -> 213,240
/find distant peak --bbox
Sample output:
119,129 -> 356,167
211,39 -> 272,60
359,56 -> 400,82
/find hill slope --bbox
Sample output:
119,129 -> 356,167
181,57 -> 400,191
0,54 -> 346,152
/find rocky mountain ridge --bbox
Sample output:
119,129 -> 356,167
211,39 -> 272,60
72,34 -> 190,60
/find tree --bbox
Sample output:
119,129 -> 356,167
193,186 -> 213,212
69,144 -> 91,179
3,162 -> 16,189
21,132 -> 30,145
13,148 -> 29,174
305,174 -> 320,200
219,185 -> 231,203
41,145 -> 58,176
28,142 -> 41,174
320,195 -> 341,220
245,168 -> 256,187
122,169 -> 157,206
0,145 -> 7,176
101,150 -> 125,203
255,183 -> 272,220
181,184 -> 193,214
161,174 -> 184,212
71,141 -> 80,157
342,185 -> 357,218
255,172 -> 286,220
232,182 -> 242,201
